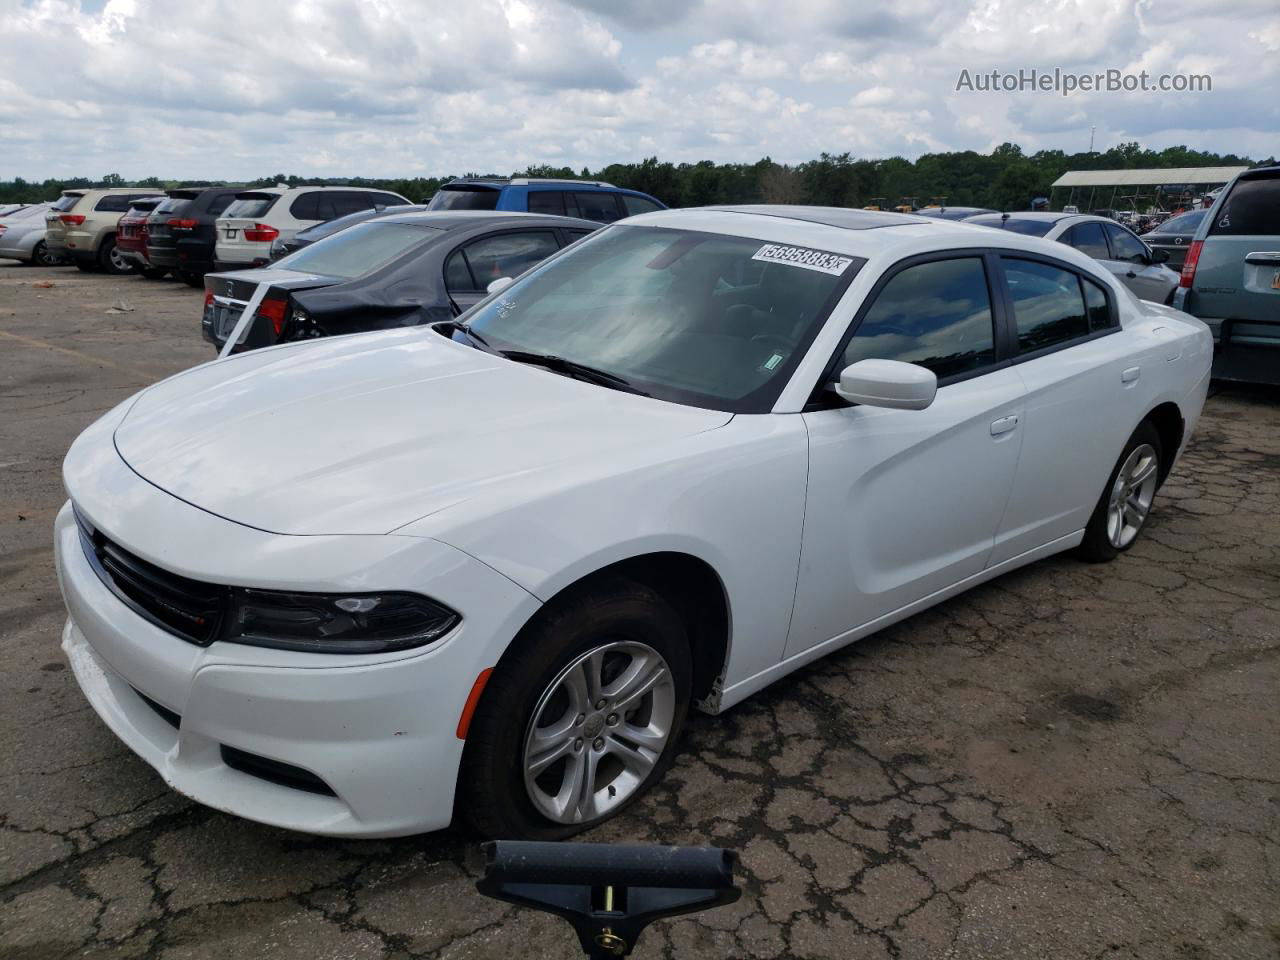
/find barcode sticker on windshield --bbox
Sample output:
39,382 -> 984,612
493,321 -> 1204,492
752,243 -> 854,276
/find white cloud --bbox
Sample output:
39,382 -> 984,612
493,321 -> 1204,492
0,0 -> 1274,183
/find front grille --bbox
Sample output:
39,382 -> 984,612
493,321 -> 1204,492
220,745 -> 337,796
75,508 -> 225,646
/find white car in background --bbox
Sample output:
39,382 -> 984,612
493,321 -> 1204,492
963,211 -> 1182,304
0,202 -> 60,265
56,206 -> 1210,839
214,185 -> 410,271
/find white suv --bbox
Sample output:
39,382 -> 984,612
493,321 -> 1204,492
214,185 -> 410,270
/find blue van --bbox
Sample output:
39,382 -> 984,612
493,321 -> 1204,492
427,177 -> 666,223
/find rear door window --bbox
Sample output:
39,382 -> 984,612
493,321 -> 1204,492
572,192 -> 624,223
1210,176 -> 1280,236
1002,258 -> 1091,352
1103,225 -> 1149,263
452,231 -> 561,289
1063,222 -> 1109,259
842,257 -> 996,379
331,192 -> 374,217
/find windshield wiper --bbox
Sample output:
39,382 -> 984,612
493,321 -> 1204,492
499,350 -> 651,396
455,323 -> 498,353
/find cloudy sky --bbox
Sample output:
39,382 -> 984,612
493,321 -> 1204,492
2,0 -> 1277,181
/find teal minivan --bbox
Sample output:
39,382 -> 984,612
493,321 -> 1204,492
1173,165 -> 1280,384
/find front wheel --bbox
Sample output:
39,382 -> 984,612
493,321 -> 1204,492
459,578 -> 691,839
1076,421 -> 1163,562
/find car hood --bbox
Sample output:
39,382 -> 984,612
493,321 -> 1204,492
113,329 -> 732,535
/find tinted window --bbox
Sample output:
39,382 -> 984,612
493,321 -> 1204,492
964,215 -> 1056,236
1210,176 -> 1280,236
430,187 -> 500,211
1104,225 -> 1148,263
527,191 -> 567,216
290,192 -> 322,220
622,195 -> 663,216
51,194 -> 83,212
1063,222 -> 1109,259
444,251 -> 474,292
207,192 -> 239,216
328,192 -> 371,217
1149,210 -> 1205,234
843,258 -> 995,379
95,195 -> 141,213
370,193 -> 407,207
462,226 -> 860,412
460,231 -> 560,288
573,192 -> 624,223
271,222 -> 442,279
1083,277 -> 1112,331
566,228 -> 594,241
224,195 -> 278,219
1003,258 -> 1090,352
152,198 -> 187,216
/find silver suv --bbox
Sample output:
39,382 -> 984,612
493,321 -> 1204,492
44,188 -> 163,274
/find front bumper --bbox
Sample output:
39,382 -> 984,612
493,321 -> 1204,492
54,420 -> 540,836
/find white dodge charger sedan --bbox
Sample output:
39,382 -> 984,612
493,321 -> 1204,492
55,206 -> 1212,839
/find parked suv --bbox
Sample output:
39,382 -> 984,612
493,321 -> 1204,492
44,188 -> 166,274
146,187 -> 245,287
214,186 -> 410,271
427,177 -> 666,223
1174,165 -> 1280,384
115,197 -> 167,278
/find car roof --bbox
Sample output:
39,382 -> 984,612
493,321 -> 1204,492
372,210 -> 600,231
966,211 -> 1075,223
441,177 -> 620,190
699,205 -> 931,230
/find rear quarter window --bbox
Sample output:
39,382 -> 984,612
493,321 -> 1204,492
622,194 -> 663,216
52,194 -> 84,212
1210,177 -> 1280,236
94,195 -> 140,213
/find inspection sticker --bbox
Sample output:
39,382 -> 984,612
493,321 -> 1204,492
752,243 -> 854,276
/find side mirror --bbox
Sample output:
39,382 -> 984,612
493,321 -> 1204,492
487,276 -> 514,295
1149,247 -> 1169,264
833,359 -> 937,410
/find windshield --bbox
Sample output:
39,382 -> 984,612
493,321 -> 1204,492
460,225 -> 862,412
224,195 -> 278,219
963,215 -> 1056,236
430,187 -> 500,211
271,221 -> 442,279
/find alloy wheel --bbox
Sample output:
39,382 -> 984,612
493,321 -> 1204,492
522,640 -> 675,825
108,245 -> 128,272
1106,443 -> 1158,548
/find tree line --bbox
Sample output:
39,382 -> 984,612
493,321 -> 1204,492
2,142 -> 1269,212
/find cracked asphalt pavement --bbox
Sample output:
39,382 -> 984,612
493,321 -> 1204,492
1,261 -> 1277,959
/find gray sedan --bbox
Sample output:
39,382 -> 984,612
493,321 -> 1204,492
0,202 -> 60,265
963,211 -> 1180,304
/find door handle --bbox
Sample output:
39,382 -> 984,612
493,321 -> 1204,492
990,415 -> 1019,436
1121,366 -> 1141,383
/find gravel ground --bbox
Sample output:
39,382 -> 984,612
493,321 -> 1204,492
1,260 -> 1277,960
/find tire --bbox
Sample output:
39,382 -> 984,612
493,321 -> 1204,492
1076,420 -> 1163,562
75,259 -> 97,273
139,266 -> 168,280
177,270 -> 204,288
97,236 -> 131,275
459,576 -> 692,839
30,241 -> 60,267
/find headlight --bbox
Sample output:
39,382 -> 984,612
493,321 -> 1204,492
226,589 -> 460,654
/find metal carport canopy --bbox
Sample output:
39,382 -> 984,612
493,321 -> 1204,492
1051,166 -> 1250,187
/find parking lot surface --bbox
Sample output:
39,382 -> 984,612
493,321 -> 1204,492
1,261 -> 1277,960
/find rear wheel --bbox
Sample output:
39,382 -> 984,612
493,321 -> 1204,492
97,236 -> 131,275
459,577 -> 691,839
1077,421 -> 1163,562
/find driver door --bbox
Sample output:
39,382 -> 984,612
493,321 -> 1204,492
785,254 -> 1025,657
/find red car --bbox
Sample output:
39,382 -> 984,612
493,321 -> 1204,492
115,196 -> 167,279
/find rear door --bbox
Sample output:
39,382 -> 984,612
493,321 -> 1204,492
443,229 -> 562,312
1192,169 -> 1280,327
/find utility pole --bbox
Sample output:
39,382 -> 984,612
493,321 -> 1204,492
1089,126 -> 1096,154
